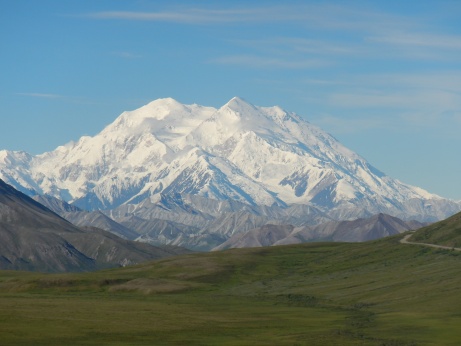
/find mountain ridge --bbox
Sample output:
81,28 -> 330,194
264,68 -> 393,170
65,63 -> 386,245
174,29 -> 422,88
1,97 -> 459,224
213,213 -> 426,250
0,179 -> 189,272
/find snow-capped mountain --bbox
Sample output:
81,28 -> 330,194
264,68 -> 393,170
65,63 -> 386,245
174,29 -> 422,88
0,97 -> 459,222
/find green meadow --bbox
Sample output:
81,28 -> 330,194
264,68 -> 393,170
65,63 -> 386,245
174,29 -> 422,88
1,233 -> 461,345
411,212 -> 461,248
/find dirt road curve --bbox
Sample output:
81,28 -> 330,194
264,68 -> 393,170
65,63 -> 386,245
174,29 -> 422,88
400,233 -> 461,251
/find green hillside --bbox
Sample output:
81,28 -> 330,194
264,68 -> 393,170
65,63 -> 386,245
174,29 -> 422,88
410,211 -> 461,248
1,233 -> 460,345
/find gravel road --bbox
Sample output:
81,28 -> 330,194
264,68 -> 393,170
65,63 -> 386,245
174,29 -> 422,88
400,233 -> 461,251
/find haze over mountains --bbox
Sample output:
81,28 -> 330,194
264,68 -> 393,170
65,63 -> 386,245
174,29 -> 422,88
1,97 -> 460,250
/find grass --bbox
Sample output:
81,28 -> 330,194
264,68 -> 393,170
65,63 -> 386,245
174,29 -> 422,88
1,234 -> 461,345
410,211 -> 461,247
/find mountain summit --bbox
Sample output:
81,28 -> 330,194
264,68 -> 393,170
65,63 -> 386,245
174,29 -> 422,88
0,97 -> 459,221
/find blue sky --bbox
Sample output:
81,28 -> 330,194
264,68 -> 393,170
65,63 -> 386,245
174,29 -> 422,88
1,0 -> 461,199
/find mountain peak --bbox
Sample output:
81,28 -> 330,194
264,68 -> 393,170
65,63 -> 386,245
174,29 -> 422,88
146,97 -> 183,108
103,97 -> 192,134
1,97 -> 459,222
223,97 -> 257,113
134,97 -> 187,119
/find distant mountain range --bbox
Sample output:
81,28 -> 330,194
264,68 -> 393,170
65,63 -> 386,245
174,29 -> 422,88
0,97 -> 459,250
214,213 -> 426,250
0,179 -> 188,272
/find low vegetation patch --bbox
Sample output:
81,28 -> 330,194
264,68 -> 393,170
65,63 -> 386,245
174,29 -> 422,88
1,236 -> 461,345
410,212 -> 461,248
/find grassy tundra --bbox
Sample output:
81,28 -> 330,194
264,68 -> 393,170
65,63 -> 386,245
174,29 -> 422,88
1,232 -> 461,345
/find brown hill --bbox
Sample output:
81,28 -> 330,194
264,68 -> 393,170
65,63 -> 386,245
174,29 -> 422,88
0,179 -> 188,272
215,213 -> 426,250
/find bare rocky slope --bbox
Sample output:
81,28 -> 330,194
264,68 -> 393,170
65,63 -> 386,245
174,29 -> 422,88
214,213 -> 426,250
0,179 -> 188,272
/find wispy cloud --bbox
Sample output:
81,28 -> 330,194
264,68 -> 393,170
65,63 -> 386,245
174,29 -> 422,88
111,51 -> 144,59
313,114 -> 387,134
300,71 -> 461,107
83,4 -> 412,30
329,90 -> 460,110
370,33 -> 461,50
13,93 -> 111,106
211,55 -> 330,69
359,72 -> 461,93
85,4 -> 461,65
301,71 -> 461,134
16,93 -> 63,99
232,37 -> 360,56
302,78 -> 352,87
366,32 -> 461,60
85,7 -> 305,24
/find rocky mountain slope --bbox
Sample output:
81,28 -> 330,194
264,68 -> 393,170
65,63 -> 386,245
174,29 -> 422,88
214,213 -> 426,250
33,194 -> 138,240
0,179 -> 188,272
36,190 -> 427,252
